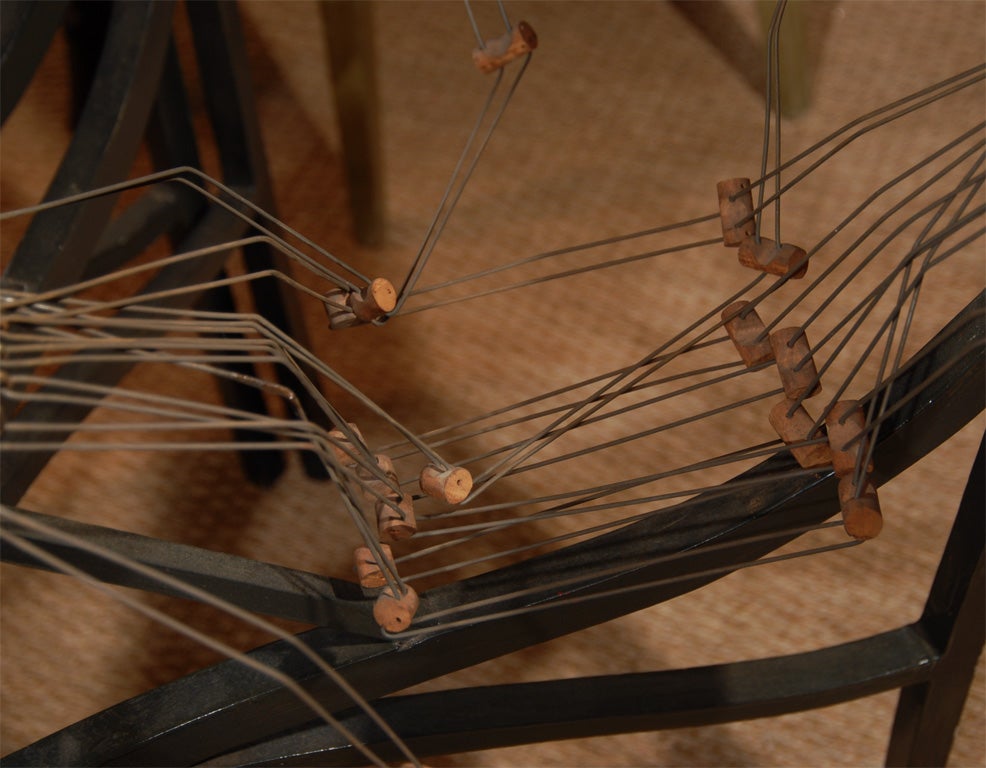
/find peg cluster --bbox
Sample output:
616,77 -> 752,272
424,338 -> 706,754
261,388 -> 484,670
718,181 -> 881,540
328,422 -> 472,631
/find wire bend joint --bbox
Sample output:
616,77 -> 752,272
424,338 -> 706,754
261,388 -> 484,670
324,278 -> 397,329
473,21 -> 538,74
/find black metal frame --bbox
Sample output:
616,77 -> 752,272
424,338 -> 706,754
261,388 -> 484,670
1,2 -> 983,765
0,0 -> 323,502
4,296 -> 983,766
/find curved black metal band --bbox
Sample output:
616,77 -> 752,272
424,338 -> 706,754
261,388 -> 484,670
213,626 -> 939,766
7,294 -> 982,766
217,435 -> 986,767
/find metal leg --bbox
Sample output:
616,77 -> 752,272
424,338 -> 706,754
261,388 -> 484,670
0,0 -> 70,124
886,437 -> 985,766
1,1 -> 174,294
188,0 -> 334,480
321,0 -> 385,246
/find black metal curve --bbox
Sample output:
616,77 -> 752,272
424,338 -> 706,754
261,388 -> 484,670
212,626 -> 940,766
0,1 -> 69,125
7,294 -> 983,767
1,1 -> 174,295
1,1 -> 176,506
0,0 -> 307,500
215,437 -> 986,767
886,436 -> 985,765
1,508 -> 374,632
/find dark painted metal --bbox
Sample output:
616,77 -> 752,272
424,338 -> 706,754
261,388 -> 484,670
186,0 -> 332,481
213,627 -> 940,766
0,1 -> 174,294
0,0 -> 295,499
81,39 -> 206,281
1,507 -> 373,633
1,1 -> 176,505
199,272 -> 288,486
1,205 -> 258,506
148,5 -> 285,484
885,437 -> 985,766
216,438 -> 986,767
64,1 -> 113,126
6,295 -> 982,767
0,0 -> 69,124
322,0 -> 385,246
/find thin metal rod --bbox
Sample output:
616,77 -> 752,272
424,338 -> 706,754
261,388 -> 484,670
0,507 -> 420,768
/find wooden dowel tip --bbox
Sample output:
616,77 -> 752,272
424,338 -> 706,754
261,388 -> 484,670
324,278 -> 396,327
420,464 -> 473,504
378,493 -> 417,542
837,475 -> 882,540
770,328 -> 821,400
825,401 -> 874,477
722,300 -> 774,367
373,585 -> 419,632
717,178 -> 755,247
472,22 -> 538,73
354,544 -> 394,589
738,237 -> 808,278
768,398 -> 832,468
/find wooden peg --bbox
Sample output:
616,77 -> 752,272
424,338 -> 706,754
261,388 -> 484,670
721,301 -> 774,367
327,422 -> 365,467
738,237 -> 808,278
837,475 -> 883,540
324,278 -> 396,329
373,584 -> 419,633
420,464 -> 473,504
768,398 -> 832,468
353,544 -> 394,589
717,178 -> 756,246
825,400 -> 874,477
358,453 -> 399,491
377,493 -> 417,541
358,452 -> 398,482
769,327 -> 820,400
472,21 -> 538,74
350,277 -> 397,323
354,454 -> 410,537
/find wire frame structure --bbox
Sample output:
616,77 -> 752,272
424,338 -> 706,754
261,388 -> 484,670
1,1 -> 983,765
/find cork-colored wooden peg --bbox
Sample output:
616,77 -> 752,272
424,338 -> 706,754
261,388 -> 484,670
327,422 -> 365,467
721,301 -> 774,367
717,178 -> 756,247
373,584 -> 420,633
324,278 -> 396,329
738,237 -> 808,278
350,277 -> 397,323
420,464 -> 473,504
353,544 -> 395,589
825,400 -> 874,477
837,475 -> 883,540
768,398 -> 832,468
358,452 -> 398,483
358,453 -> 399,491
349,454 -> 414,540
473,21 -> 538,74
377,493 -> 417,542
769,327 -> 821,400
